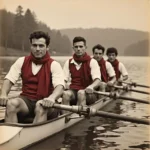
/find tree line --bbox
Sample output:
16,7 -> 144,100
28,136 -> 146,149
0,6 -> 72,55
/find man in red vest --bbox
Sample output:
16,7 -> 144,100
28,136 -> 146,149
0,31 -> 65,123
106,47 -> 128,84
62,36 -> 101,111
92,44 -> 116,91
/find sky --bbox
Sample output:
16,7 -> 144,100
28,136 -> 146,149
0,0 -> 150,31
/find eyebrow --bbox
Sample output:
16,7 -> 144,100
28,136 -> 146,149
74,45 -> 84,48
94,52 -> 103,54
32,44 -> 45,46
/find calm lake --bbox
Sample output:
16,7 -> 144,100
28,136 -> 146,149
0,56 -> 150,150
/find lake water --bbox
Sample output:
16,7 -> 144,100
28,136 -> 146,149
0,56 -> 150,150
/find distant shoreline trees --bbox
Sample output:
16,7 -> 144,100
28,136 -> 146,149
0,6 -> 72,55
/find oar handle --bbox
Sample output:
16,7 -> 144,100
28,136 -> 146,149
93,91 -> 110,97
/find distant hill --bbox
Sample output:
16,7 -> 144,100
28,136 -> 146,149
60,28 -> 149,56
124,39 -> 149,56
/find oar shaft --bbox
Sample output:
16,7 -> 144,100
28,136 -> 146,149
122,81 -> 150,88
51,104 -> 150,125
119,96 -> 150,104
130,89 -> 150,95
114,85 -> 150,95
96,111 -> 150,125
136,84 -> 150,88
93,90 -> 150,104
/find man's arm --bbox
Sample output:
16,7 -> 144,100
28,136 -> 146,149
63,60 -> 70,82
42,61 -> 65,107
87,78 -> 101,90
119,62 -> 128,82
0,79 -> 14,106
86,59 -> 101,93
47,85 -> 64,101
119,75 -> 128,81
107,76 -> 116,86
0,57 -> 23,106
106,62 -> 116,86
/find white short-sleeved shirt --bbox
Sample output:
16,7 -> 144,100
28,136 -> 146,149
118,62 -> 128,77
63,58 -> 101,83
105,61 -> 115,77
5,57 -> 65,88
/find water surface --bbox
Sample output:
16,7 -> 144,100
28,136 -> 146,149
0,56 -> 149,150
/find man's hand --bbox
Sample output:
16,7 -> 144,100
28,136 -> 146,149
85,86 -> 94,94
0,94 -> 8,106
42,97 -> 55,108
107,81 -> 114,87
118,78 -> 122,83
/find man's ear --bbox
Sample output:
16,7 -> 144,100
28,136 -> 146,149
46,45 -> 50,51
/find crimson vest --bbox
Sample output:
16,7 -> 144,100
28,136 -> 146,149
20,57 -> 54,100
69,59 -> 92,90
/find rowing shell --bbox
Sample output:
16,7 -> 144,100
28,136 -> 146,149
0,90 -> 124,150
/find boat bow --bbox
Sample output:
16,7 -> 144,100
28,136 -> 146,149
0,125 -> 22,145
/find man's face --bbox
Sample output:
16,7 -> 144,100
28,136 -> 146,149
93,49 -> 104,61
73,41 -> 86,57
31,38 -> 48,59
107,53 -> 117,62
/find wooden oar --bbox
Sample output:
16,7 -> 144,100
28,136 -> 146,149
51,104 -> 150,125
121,81 -> 150,88
93,91 -> 150,104
113,85 -> 150,95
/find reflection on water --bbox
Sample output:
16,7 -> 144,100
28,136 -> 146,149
0,56 -> 150,150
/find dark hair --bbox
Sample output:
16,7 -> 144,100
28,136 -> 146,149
73,36 -> 86,45
29,31 -> 50,46
92,44 -> 105,54
106,47 -> 118,56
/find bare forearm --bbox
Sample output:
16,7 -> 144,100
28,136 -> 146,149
49,85 -> 64,100
122,75 -> 128,81
89,79 -> 101,89
109,76 -> 116,84
1,79 -> 13,95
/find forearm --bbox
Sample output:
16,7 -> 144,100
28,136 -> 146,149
48,85 -> 64,100
122,75 -> 128,81
109,76 -> 116,84
1,79 -> 13,95
89,78 -> 101,89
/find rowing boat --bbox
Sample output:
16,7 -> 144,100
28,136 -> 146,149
0,90 -> 125,150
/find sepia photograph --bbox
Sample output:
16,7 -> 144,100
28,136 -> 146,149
0,0 -> 150,150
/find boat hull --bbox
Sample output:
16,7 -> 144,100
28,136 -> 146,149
0,95 -> 120,150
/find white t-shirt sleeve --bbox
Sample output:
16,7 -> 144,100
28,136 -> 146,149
90,58 -> 101,81
51,61 -> 65,88
106,61 -> 115,77
5,57 -> 24,84
63,60 -> 70,82
119,62 -> 128,76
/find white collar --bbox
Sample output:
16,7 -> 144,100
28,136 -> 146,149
70,58 -> 82,66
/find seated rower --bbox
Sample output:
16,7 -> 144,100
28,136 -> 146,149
106,47 -> 128,85
92,44 -> 116,92
0,31 -> 65,123
62,36 -> 101,113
